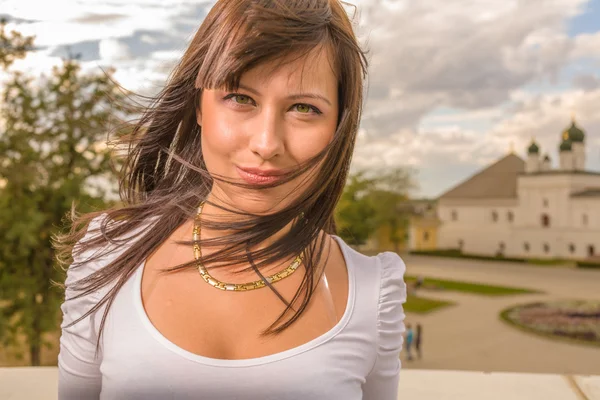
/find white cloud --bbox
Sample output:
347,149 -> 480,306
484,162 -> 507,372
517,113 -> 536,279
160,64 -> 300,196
353,0 -> 588,136
352,86 -> 600,196
2,1 -> 200,48
99,39 -> 132,62
571,31 -> 600,60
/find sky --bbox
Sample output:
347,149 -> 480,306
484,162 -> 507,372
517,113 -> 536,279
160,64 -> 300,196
2,0 -> 600,198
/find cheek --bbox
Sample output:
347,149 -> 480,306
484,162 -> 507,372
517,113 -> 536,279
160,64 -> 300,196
200,100 -> 242,171
287,118 -> 337,163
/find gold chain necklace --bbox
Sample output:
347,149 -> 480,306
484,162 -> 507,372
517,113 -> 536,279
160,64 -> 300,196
193,202 -> 304,291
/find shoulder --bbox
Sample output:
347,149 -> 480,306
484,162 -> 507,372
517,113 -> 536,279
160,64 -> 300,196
333,236 -> 407,288
61,213 -> 157,323
66,213 -> 156,294
66,213 -> 113,289
333,236 -> 407,325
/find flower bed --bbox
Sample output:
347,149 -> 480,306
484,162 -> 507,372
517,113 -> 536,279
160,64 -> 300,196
500,300 -> 600,347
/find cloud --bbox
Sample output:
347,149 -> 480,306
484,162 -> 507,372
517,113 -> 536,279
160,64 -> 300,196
71,13 -> 128,24
573,73 -> 600,90
352,0 -> 588,135
2,1 -> 206,48
0,13 -> 37,23
571,30 -> 600,60
352,86 -> 600,196
99,39 -> 132,62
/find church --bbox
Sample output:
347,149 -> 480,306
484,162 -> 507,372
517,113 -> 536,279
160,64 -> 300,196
418,118 -> 600,260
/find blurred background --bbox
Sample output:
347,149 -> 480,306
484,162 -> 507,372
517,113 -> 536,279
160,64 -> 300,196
0,0 -> 599,384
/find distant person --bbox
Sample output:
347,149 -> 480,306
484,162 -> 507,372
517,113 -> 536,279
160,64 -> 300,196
405,324 -> 414,361
414,275 -> 424,290
415,324 -> 423,359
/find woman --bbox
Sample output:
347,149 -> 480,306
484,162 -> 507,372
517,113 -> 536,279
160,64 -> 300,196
56,1 -> 407,399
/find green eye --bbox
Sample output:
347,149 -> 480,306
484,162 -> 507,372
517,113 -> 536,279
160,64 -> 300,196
234,95 -> 252,104
295,104 -> 311,113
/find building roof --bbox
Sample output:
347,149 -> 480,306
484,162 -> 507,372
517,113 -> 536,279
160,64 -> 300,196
571,188 -> 600,198
527,141 -> 539,154
438,154 -> 525,200
522,170 -> 600,177
565,120 -> 585,143
559,139 -> 572,152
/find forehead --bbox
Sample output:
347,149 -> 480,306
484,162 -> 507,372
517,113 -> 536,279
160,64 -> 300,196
239,46 -> 338,92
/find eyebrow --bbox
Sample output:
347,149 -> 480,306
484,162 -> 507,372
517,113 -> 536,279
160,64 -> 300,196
237,84 -> 333,107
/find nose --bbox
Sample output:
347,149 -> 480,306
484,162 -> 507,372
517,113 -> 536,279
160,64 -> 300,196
248,109 -> 285,161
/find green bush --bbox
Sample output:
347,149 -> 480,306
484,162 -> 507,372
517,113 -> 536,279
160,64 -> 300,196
404,296 -> 453,314
576,261 -> 600,269
409,249 -> 526,263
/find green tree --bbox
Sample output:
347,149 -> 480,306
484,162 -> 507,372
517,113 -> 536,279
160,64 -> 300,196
334,171 -> 377,246
0,23 -> 128,365
0,18 -> 34,69
366,168 -> 416,253
335,168 -> 416,250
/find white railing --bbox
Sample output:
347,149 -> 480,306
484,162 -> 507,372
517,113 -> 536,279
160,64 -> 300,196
1,367 -> 598,400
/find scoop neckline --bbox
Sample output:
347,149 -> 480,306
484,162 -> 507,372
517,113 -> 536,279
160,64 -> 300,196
133,235 -> 356,367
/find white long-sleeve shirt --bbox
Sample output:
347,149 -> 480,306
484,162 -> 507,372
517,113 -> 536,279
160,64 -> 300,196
58,216 -> 407,399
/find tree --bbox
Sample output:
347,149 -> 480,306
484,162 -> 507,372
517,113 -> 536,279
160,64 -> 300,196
335,167 -> 416,250
366,168 -> 416,253
0,21 -> 129,365
334,172 -> 377,246
0,18 -> 34,69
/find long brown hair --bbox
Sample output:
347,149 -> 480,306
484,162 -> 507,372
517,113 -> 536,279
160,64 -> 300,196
53,0 -> 368,353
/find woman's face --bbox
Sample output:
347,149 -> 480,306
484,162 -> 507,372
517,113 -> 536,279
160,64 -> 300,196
197,48 -> 339,214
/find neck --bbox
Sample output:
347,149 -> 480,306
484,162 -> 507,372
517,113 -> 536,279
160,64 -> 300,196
198,192 -> 298,252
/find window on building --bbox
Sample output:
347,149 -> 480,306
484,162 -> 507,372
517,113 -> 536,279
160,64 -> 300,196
588,245 -> 595,257
499,242 -> 505,251
458,239 -> 464,250
569,243 -> 576,254
423,231 -> 430,241
491,211 -> 498,222
543,198 -> 548,207
523,242 -> 530,252
507,211 -> 514,223
582,214 -> 589,226
541,214 -> 550,228
451,210 -> 458,221
543,243 -> 550,253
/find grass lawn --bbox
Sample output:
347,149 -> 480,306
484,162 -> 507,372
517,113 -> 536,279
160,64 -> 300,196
405,275 -> 538,296
403,295 -> 454,314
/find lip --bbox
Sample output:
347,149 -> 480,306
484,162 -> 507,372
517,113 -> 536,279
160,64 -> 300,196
236,166 -> 285,185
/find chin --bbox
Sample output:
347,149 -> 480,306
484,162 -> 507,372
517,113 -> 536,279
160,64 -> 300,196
208,184 -> 291,216
234,193 -> 292,216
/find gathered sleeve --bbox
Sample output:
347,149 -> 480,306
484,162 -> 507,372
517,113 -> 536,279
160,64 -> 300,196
58,215 -> 108,400
362,252 -> 407,400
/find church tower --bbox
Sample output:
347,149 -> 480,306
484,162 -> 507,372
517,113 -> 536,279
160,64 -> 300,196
526,139 -> 540,173
559,133 -> 574,171
541,154 -> 552,171
566,116 -> 586,170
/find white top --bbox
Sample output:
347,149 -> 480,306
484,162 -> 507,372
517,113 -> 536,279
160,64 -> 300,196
58,215 -> 407,400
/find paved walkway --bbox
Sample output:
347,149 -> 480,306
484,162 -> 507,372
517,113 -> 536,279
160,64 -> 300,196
4,367 -> 600,400
400,255 -> 600,375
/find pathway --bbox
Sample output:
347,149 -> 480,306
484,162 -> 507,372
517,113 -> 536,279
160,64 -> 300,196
400,255 -> 600,375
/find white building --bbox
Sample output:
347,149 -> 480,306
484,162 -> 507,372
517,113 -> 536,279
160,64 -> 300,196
436,119 -> 600,260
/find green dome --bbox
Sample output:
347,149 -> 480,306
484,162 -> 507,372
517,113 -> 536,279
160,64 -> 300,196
528,141 -> 540,154
567,121 -> 585,143
559,139 -> 572,152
